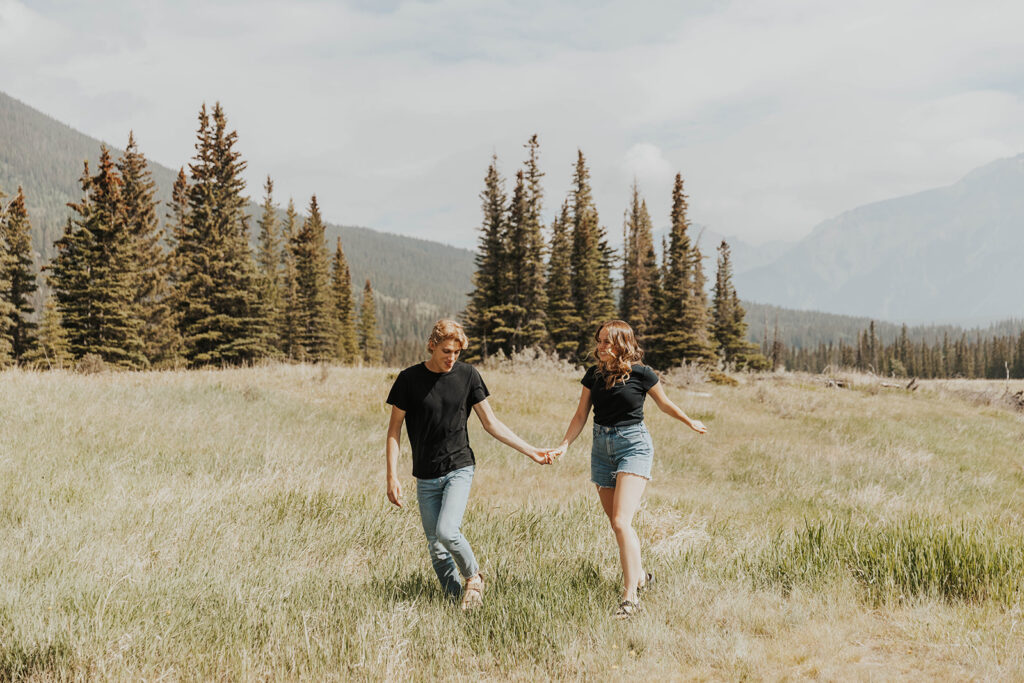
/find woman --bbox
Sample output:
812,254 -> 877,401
550,320 -> 707,618
385,319 -> 551,610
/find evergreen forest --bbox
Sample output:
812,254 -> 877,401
3,91 -> 1024,377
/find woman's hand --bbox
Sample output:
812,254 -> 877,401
546,444 -> 568,461
688,419 -> 708,435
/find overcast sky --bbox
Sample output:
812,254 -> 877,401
3,0 -> 1023,249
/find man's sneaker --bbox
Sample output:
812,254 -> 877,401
460,572 -> 484,611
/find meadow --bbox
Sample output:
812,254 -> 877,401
2,363 -> 1024,680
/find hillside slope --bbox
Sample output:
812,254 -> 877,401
736,155 -> 1024,325
0,91 -> 474,352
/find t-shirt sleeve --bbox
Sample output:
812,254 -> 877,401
640,365 -> 659,391
467,367 -> 490,407
581,366 -> 597,389
386,371 -> 409,410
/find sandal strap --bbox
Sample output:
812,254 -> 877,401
615,600 -> 639,617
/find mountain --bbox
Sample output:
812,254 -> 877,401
652,224 -> 792,277
0,90 -> 474,361
735,155 -> 1024,325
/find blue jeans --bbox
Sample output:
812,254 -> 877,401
416,465 -> 479,598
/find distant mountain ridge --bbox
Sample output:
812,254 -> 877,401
653,224 -> 792,277
735,154 -> 1024,325
0,90 -> 474,359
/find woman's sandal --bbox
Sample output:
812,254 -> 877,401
638,571 -> 655,595
460,572 -> 485,611
614,599 -> 640,619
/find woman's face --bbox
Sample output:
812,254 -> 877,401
596,327 -> 614,361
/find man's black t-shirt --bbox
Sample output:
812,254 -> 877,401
386,361 -> 490,479
582,364 -> 659,426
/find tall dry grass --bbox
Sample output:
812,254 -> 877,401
1,364 -> 1023,679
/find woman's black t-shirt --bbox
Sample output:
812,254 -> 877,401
581,364 -> 659,427
386,361 -> 490,479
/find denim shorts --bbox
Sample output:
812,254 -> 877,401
591,422 -> 654,488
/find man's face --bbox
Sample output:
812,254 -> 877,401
430,339 -> 462,372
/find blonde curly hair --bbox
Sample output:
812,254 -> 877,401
593,320 -> 644,389
427,319 -> 469,352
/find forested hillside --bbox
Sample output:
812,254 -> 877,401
743,302 -> 1024,349
0,91 -> 473,362
6,89 -> 1023,371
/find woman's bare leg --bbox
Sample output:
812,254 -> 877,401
597,474 -> 648,602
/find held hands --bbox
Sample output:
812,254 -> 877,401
529,443 -> 567,465
525,447 -> 554,465
546,443 -> 568,462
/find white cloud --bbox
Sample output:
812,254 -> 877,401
3,0 -> 1024,247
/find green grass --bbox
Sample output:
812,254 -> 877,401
1,365 -> 1024,678
758,516 -> 1024,604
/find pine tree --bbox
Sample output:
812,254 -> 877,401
619,181 -> 659,346
569,150 -> 615,360
494,165 -> 548,354
463,156 -> 508,360
173,103 -> 270,366
0,186 -> 14,366
119,133 -> 180,367
163,167 -> 189,353
331,237 -> 359,363
358,278 -> 383,364
256,175 -> 283,352
23,295 -> 72,369
545,199 -> 578,359
517,135 -> 548,349
711,240 -> 764,369
278,199 -> 303,360
1013,331 -> 1024,379
655,173 -> 715,366
291,195 -> 333,360
50,150 -> 147,368
684,239 -> 714,359
0,186 -> 38,361
47,214 -> 87,363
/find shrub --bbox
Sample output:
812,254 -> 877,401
757,517 -> 1024,604
75,353 -> 105,374
660,361 -> 709,388
708,370 -> 739,387
480,346 -> 579,375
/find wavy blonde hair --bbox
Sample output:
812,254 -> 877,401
593,320 -> 644,389
427,319 -> 469,352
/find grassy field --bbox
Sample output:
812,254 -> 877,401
2,364 -> 1024,680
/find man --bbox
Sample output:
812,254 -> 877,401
385,319 -> 550,609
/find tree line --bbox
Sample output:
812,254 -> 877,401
0,103 -> 382,369
781,320 -> 1024,379
462,136 -> 767,370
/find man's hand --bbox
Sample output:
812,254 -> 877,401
525,448 -> 552,465
387,476 -> 403,507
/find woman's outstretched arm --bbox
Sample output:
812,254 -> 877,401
471,399 -> 551,464
550,387 -> 593,459
648,381 -> 707,434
